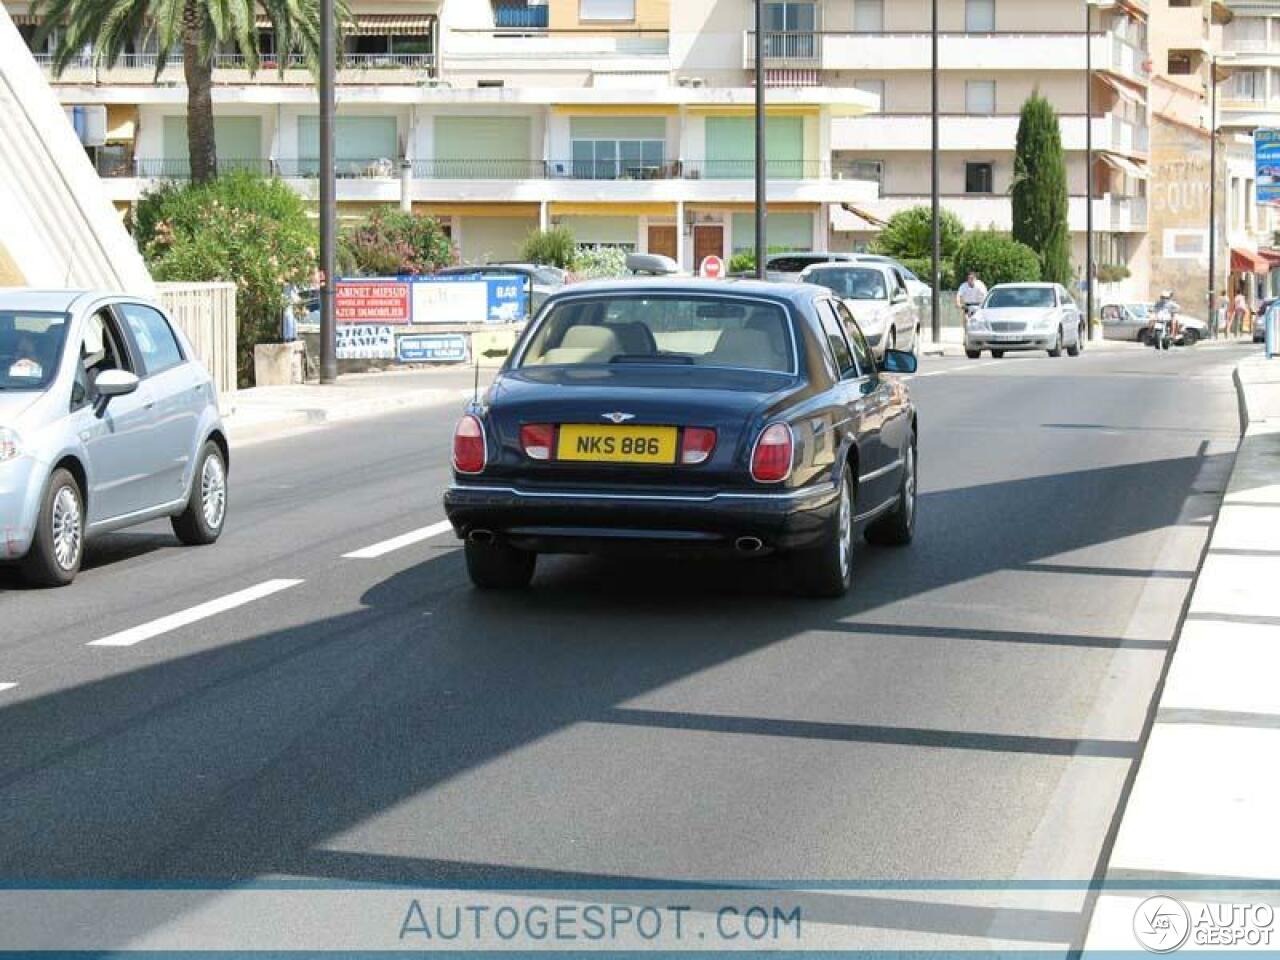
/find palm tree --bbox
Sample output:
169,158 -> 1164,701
34,0 -> 341,183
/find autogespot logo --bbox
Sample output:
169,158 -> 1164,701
1134,896 -> 1192,953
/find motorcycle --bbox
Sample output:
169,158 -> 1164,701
1149,307 -> 1174,351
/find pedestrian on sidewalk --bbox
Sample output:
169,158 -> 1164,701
1230,291 -> 1249,339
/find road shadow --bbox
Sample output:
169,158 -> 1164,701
0,451 -> 1233,949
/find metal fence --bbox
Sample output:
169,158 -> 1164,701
158,282 -> 238,396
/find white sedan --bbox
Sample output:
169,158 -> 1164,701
965,283 -> 1086,359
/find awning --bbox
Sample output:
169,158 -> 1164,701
1231,247 -> 1270,274
1098,73 -> 1146,106
1099,152 -> 1149,180
253,13 -> 433,34
105,104 -> 136,143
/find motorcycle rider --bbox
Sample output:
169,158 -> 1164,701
1150,289 -> 1179,348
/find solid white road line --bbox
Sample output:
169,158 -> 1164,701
0,683 -> 17,694
342,520 -> 455,560
88,579 -> 305,648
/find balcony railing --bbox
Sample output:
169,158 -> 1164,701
31,49 -> 434,76
413,159 -> 549,179
493,4 -> 549,29
744,30 -> 822,66
682,159 -> 822,180
130,158 -> 274,178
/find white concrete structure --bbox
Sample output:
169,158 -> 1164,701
0,6 -> 152,291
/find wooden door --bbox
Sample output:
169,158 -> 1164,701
693,225 -> 724,271
647,225 -> 677,260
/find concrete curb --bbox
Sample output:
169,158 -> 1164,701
1083,355 -> 1280,954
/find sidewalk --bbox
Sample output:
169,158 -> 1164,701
1084,354 -> 1280,952
222,366 -> 487,446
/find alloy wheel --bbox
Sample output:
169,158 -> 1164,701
903,445 -> 916,529
838,478 -> 853,583
51,486 -> 82,571
201,454 -> 227,530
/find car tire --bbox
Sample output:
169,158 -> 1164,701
465,538 -> 536,590
1048,329 -> 1063,357
1138,329 -> 1149,345
911,327 -> 921,358
965,348 -> 981,359
172,441 -> 228,546
1182,328 -> 1199,346
991,350 -> 1005,359
1067,328 -> 1081,357
866,434 -> 916,547
793,470 -> 854,599
20,468 -> 84,588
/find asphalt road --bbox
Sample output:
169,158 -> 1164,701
0,341 -> 1257,950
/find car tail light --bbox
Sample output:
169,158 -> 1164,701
452,414 -> 487,474
751,422 -> 793,484
680,427 -> 717,465
520,423 -> 555,461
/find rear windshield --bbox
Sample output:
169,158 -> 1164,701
767,255 -> 827,273
0,311 -> 69,391
805,267 -> 888,301
986,287 -> 1055,309
517,295 -> 794,373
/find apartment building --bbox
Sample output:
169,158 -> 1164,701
5,0 -> 880,272
1218,0 -> 1280,299
677,0 -> 1152,299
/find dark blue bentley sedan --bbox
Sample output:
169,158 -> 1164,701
443,279 -> 918,597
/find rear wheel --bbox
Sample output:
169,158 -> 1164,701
1067,326 -> 1081,357
172,441 -> 227,546
465,538 -> 536,590
793,470 -> 854,599
965,348 -> 981,359
991,349 -> 1005,359
1182,328 -> 1199,346
866,436 -> 917,546
21,468 -> 84,587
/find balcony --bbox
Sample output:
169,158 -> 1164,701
744,30 -> 1148,82
493,3 -> 549,30
32,49 -> 435,82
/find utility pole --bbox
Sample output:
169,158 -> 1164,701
1208,54 -> 1219,328
754,0 -> 767,280
930,0 -> 940,341
318,0 -> 337,382
1085,0 -> 1094,340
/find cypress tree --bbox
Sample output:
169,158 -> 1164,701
1011,93 -> 1073,287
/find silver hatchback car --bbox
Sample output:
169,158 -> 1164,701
0,290 -> 228,586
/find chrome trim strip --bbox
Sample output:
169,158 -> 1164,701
448,483 -> 835,504
855,495 -> 899,524
859,458 -> 903,484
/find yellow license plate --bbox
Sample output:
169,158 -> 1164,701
556,424 -> 678,464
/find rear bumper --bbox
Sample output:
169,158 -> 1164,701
443,481 -> 840,554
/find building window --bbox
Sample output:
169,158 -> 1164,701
965,162 -> 994,194
835,157 -> 884,187
854,79 -> 885,112
1225,16 -> 1268,52
853,0 -> 884,33
1167,52 -> 1194,75
1229,69 -> 1265,102
571,138 -> 665,179
965,80 -> 996,114
965,0 -> 995,32
579,0 -> 634,21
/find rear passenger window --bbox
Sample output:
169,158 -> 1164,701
119,303 -> 183,375
818,301 -> 857,378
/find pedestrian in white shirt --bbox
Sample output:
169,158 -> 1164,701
956,272 -> 988,311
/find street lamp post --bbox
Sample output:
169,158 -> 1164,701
755,0 -> 767,280
318,0 -> 337,383
930,0 -> 940,341
1085,0 -> 1094,340
1209,54 -> 1219,329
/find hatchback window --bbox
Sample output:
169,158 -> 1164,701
986,287 -> 1055,309
0,311 -> 69,391
119,303 -> 184,375
805,268 -> 888,301
519,295 -> 794,373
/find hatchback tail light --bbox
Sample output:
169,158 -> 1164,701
751,422 -> 793,483
520,423 -> 555,461
680,427 -> 717,465
452,414 -> 487,474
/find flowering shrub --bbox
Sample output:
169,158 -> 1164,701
131,172 -> 316,386
342,209 -> 455,277
572,246 -> 629,280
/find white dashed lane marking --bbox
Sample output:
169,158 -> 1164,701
342,520 -> 455,560
0,683 -> 17,694
88,579 -> 305,648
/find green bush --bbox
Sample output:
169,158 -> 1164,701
901,257 -> 956,293
520,227 -> 578,270
131,171 -> 316,387
573,247 -> 630,280
342,208 -> 454,276
728,251 -> 758,274
953,231 -> 1041,287
1096,263 -> 1131,284
871,206 -> 964,262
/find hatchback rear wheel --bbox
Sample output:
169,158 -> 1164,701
21,468 -> 84,587
173,441 -> 227,546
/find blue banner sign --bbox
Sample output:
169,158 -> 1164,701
1257,129 -> 1280,204
396,333 -> 470,364
409,274 -> 528,325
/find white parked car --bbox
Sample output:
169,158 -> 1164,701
799,262 -> 921,359
965,283 -> 1086,359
